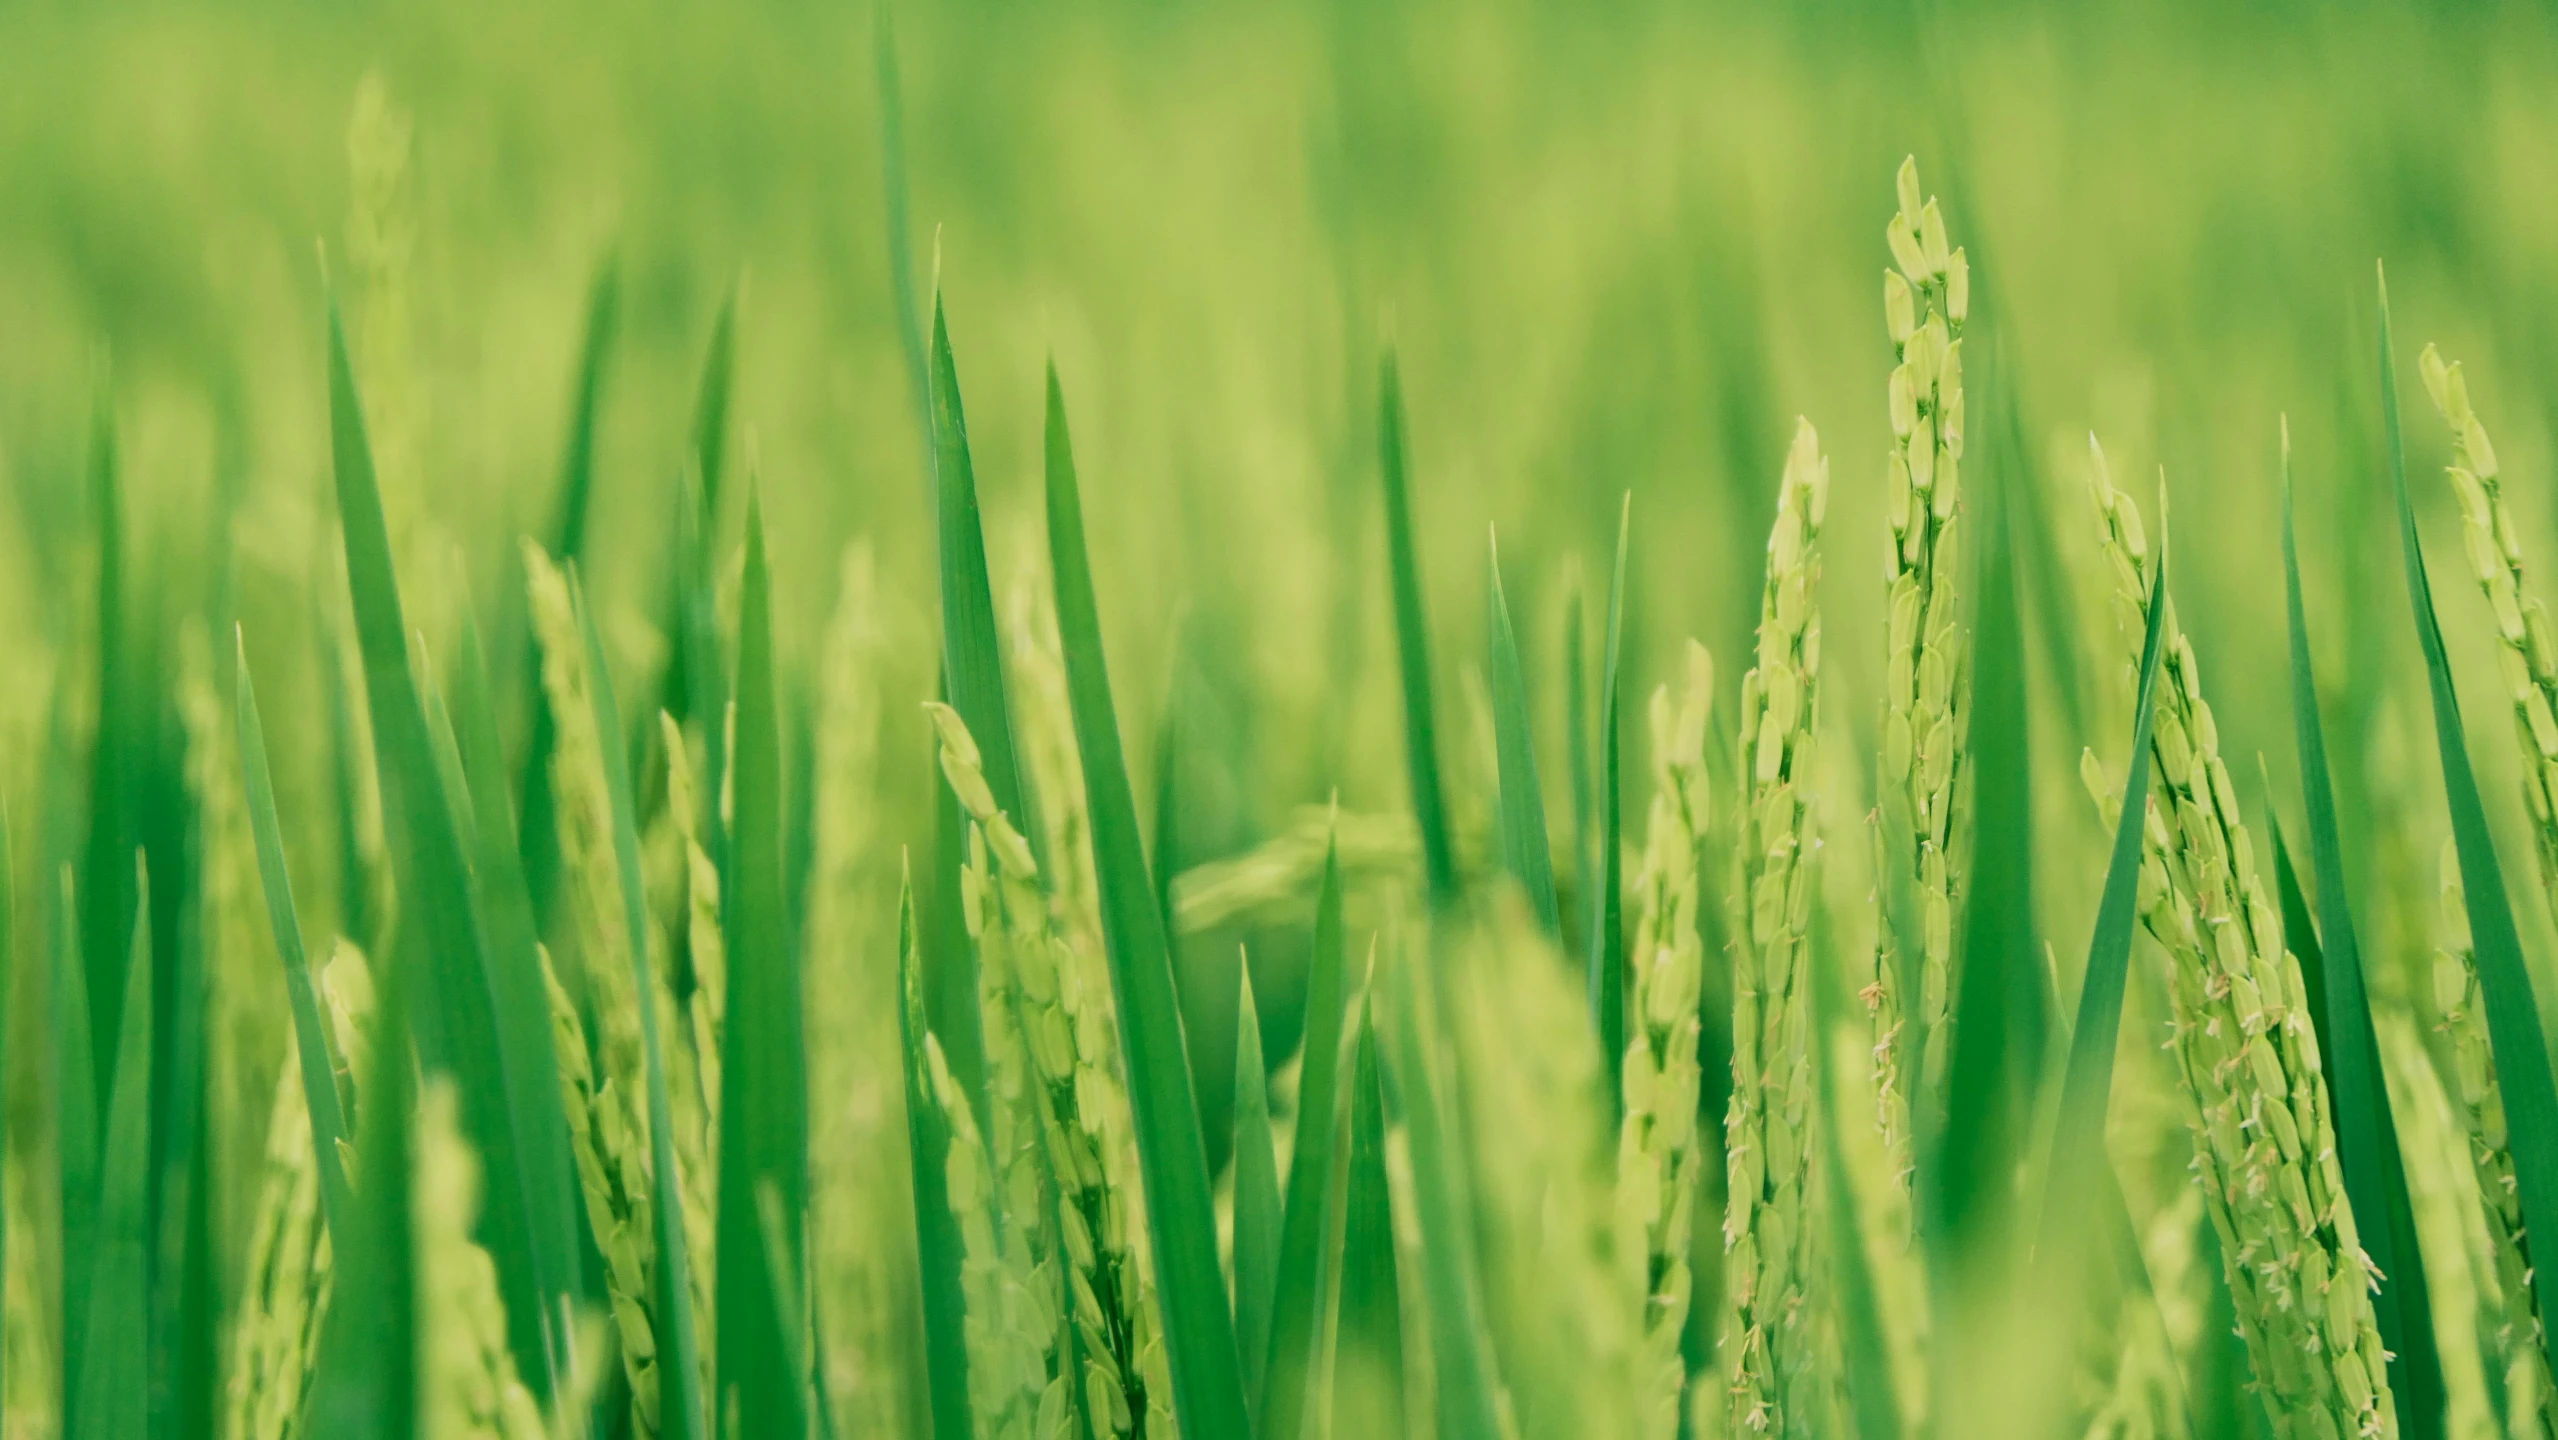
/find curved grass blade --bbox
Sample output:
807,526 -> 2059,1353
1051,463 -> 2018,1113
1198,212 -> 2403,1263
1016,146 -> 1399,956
326,297 -> 582,1398
1233,953 -> 1284,1413
71,859 -> 153,1440
1042,363 -> 1253,1436
715,491 -> 811,1440
2035,543 -> 2167,1266
570,569 -> 709,1440
235,630 -> 356,1235
2376,265 -> 2558,1398
2282,432 -> 2442,1437
445,610 -> 543,1013
2270,828 -> 2329,1062
1590,494 -> 1629,1120
1331,1005 -> 1403,1439
307,938 -> 418,1440
1153,653 -> 1184,942
1380,346 -> 1456,907
1259,834 -> 1349,1440
895,862 -> 976,1440
52,866 -> 97,1408
1486,530 -> 1560,937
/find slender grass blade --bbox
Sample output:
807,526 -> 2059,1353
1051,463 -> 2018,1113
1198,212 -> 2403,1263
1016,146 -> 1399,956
2282,435 -> 2442,1438
52,866 -> 95,1413
1379,938 -> 1505,1440
1380,346 -> 1456,907
325,298 -> 581,1398
1331,1005 -> 1403,1439
71,861 -> 153,1440
1591,494 -> 1629,1120
1565,572 -> 1594,961
2036,547 -> 2167,1265
1042,363 -> 1254,1436
1232,953 -> 1284,1413
929,292 -> 1035,837
306,940 -> 418,1440
236,631 -> 356,1236
1487,531 -> 1561,938
1259,835 -> 1348,1440
715,491 -> 811,1440
896,862 -> 975,1440
2376,266 -> 2558,1401
80,396 -> 132,1099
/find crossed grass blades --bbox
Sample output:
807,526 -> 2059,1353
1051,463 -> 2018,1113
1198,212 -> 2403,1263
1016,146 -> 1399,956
19,77 -> 2558,1440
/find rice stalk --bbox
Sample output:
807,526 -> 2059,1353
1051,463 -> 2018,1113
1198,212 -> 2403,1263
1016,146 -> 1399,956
2431,839 -> 2557,1437
1871,156 -> 1972,1200
2084,443 -> 2394,1439
1614,639 -> 1714,1439
924,1028 -> 1072,1439
1455,898 -> 1637,1439
930,701 -> 1175,1438
414,1080 -> 549,1440
800,543 -> 912,1433
653,713 -> 724,1344
2416,346 -> 2558,896
1723,417 -> 1832,1438
221,1050 -> 334,1440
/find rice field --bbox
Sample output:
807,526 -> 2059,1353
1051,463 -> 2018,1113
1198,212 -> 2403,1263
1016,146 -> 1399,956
13,2 -> 2558,1437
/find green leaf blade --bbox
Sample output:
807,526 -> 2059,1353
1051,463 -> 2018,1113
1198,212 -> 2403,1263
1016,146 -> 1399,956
1232,955 -> 1284,1414
1486,532 -> 1561,938
1380,348 -> 1456,908
1331,1007 -> 1404,1440
71,865 -> 153,1440
2036,544 -> 2168,1264
1042,364 -> 1253,1438
715,493 -> 812,1440
2378,267 -> 2558,1403
1259,837 -> 1349,1440
2282,444 -> 2443,1438
1590,494 -> 1629,1121
235,632 -> 357,1236
896,865 -> 976,1440
324,299 -> 582,1399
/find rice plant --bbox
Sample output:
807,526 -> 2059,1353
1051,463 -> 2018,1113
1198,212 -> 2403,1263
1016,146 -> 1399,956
22,14 -> 2558,1440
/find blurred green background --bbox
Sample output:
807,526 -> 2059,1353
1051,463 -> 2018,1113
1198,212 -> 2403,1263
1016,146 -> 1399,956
8,0 -> 2558,1193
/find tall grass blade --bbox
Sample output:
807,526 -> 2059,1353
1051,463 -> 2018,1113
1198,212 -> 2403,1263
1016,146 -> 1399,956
571,568 -> 709,1440
929,292 -> 1035,836
235,631 -> 356,1234
1565,571 -> 1594,963
2282,436 -> 2443,1437
80,396 -> 132,1099
72,860 -> 153,1440
2376,265 -> 2558,1401
1380,942 -> 1505,1440
1233,954 -> 1283,1413
326,297 -> 581,1397
306,945 -> 418,1440
1259,836 -> 1348,1440
2036,546 -> 2166,1265
1380,346 -> 1457,907
1487,531 -> 1561,937
1041,362 -> 1255,1436
895,863 -> 976,1440
445,610 -> 542,1014
1591,494 -> 1629,1119
716,491 -> 812,1440
1332,1005 -> 1403,1439
1931,433 -> 2038,1268
52,866 -> 96,1411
